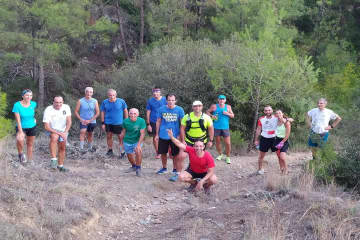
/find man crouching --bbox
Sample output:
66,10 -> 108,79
167,129 -> 217,193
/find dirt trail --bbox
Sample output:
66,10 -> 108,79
0,137 -> 312,240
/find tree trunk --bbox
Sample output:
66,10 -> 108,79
116,2 -> 130,60
139,0 -> 144,46
38,62 -> 45,110
248,87 -> 261,152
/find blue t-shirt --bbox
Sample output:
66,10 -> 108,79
12,101 -> 37,128
79,97 -> 97,123
100,98 -> 127,125
146,96 -> 167,123
213,104 -> 229,130
157,105 -> 185,139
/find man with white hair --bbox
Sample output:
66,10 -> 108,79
100,89 -> 128,158
74,87 -> 100,151
43,96 -> 72,172
306,98 -> 342,159
120,108 -> 146,177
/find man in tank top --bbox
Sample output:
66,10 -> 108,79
74,87 -> 100,152
206,95 -> 234,164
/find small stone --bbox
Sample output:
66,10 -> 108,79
153,219 -> 162,224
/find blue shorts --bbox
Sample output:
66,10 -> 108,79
124,142 -> 142,154
80,122 -> 97,132
308,131 -> 329,147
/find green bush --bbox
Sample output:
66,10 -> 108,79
308,143 -> 337,184
0,90 -> 13,139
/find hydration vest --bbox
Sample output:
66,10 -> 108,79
185,113 -> 206,132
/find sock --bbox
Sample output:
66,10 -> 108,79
132,164 -> 136,168
136,165 -> 141,169
80,141 -> 85,149
119,146 -> 125,153
108,149 -> 113,152
51,158 -> 57,161
58,165 -> 63,167
88,142 -> 93,148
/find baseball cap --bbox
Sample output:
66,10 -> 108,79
218,95 -> 226,99
192,100 -> 203,106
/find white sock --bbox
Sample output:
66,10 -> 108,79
58,164 -> 63,167
80,141 -> 85,149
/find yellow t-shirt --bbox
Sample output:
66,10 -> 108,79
181,112 -> 213,143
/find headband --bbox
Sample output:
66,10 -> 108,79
22,89 -> 32,96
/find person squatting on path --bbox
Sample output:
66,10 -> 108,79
155,94 -> 185,182
207,95 -> 234,164
43,96 -> 72,172
180,100 -> 214,148
12,89 -> 37,164
146,86 -> 167,159
74,87 -> 99,152
254,105 -> 278,175
100,89 -> 128,158
306,98 -> 341,159
274,110 -> 291,175
120,108 -> 146,177
167,129 -> 217,194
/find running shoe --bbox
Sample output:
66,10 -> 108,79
125,166 -> 136,173
155,154 -> 161,159
106,149 -> 114,157
216,154 -> 224,161
136,168 -> 142,177
186,183 -> 197,192
204,184 -> 211,195
257,169 -> 265,175
120,151 -> 126,159
225,157 -> 231,164
57,166 -> 69,172
169,173 -> 179,182
156,167 -> 168,174
19,153 -> 27,163
172,169 -> 177,173
50,159 -> 58,169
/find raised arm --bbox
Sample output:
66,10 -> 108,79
167,129 -> 186,151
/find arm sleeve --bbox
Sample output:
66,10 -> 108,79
43,108 -> 50,123
185,145 -> 192,153
146,100 -> 151,110
181,114 -> 188,126
66,105 -> 71,116
140,118 -> 146,129
207,153 -> 215,168
257,119 -> 262,126
100,101 -> 105,112
12,102 -> 19,113
329,110 -> 338,120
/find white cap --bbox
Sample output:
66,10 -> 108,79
192,100 -> 203,106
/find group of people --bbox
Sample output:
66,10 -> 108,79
12,85 -> 341,193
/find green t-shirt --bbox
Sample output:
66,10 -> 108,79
123,117 -> 146,144
181,112 -> 213,143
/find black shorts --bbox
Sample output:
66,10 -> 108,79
273,137 -> 289,153
80,123 -> 97,132
147,122 -> 157,136
185,140 -> 207,150
105,124 -> 122,134
158,138 -> 180,156
16,126 -> 37,137
186,168 -> 207,179
259,136 -> 277,152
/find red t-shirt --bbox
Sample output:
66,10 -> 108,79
185,146 -> 215,173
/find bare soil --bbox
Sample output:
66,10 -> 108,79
1,136 -> 360,240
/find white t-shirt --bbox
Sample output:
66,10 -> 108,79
258,115 -> 278,138
43,104 -> 71,132
307,108 -> 338,134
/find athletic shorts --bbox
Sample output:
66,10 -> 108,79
186,167 -> 207,179
124,141 -> 142,154
308,131 -> 329,147
147,122 -> 157,136
273,137 -> 289,153
214,129 -> 230,137
80,123 -> 97,132
16,126 -> 36,137
105,124 -> 122,134
259,136 -> 277,152
158,138 -> 180,156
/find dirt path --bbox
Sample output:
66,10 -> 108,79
0,138 -> 312,240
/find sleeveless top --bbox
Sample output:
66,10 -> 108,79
276,123 -> 286,138
79,97 -> 97,123
213,104 -> 229,130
